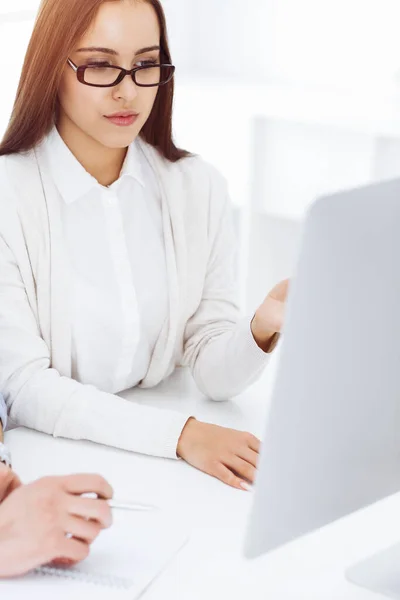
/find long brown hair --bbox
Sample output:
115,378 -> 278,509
0,0 -> 190,161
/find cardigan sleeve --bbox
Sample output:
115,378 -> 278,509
181,166 -> 271,400
0,235 -> 190,459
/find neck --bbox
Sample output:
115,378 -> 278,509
56,116 -> 128,187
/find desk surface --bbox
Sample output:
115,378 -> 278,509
5,361 -> 398,599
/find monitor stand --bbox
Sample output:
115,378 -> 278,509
346,542 -> 400,599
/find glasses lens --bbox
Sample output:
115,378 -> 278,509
84,66 -> 121,86
135,65 -> 174,86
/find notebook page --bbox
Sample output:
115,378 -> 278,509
0,508 -> 189,600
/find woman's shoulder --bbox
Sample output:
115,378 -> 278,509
138,139 -> 230,217
138,138 -> 227,187
175,153 -> 231,220
0,154 -> 18,207
173,150 -> 228,189
0,149 -> 37,189
0,150 -> 38,228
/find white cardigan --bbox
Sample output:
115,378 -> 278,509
0,136 -> 270,459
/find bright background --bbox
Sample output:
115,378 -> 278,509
2,1 -> 400,311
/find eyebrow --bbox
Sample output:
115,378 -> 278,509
76,45 -> 161,56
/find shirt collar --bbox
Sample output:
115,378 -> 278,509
43,125 -> 145,205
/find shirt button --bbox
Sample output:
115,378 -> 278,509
103,192 -> 116,205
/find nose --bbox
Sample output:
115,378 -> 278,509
113,72 -> 139,102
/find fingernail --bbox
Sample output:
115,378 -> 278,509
240,482 -> 252,491
51,558 -> 74,567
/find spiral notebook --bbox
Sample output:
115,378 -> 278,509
1,508 -> 189,600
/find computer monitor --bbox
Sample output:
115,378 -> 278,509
244,178 -> 400,598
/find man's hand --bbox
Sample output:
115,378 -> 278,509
0,464 -> 21,503
0,473 -> 113,578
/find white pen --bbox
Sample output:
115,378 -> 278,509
81,492 -> 157,511
108,500 -> 157,512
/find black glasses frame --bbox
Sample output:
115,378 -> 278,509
67,58 -> 176,88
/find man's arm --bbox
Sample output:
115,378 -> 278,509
0,394 -> 7,443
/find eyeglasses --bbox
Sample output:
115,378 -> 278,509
67,58 -> 175,88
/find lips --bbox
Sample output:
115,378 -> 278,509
105,111 -> 138,118
104,113 -> 139,127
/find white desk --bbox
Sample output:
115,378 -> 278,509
5,362 -> 400,599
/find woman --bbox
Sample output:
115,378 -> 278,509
0,0 -> 288,490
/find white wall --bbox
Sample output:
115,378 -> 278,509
257,119 -> 376,218
176,0 -> 400,92
161,0 -> 197,72
187,0 -> 275,83
0,17 -> 33,136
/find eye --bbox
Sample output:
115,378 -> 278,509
86,61 -> 112,67
136,59 -> 158,67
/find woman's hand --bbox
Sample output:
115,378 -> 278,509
251,278 -> 290,351
177,418 -> 260,490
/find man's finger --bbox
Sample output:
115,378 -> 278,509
0,468 -> 20,502
62,474 -> 113,500
58,538 -> 90,563
7,473 -> 22,496
67,497 -> 112,529
64,516 -> 102,544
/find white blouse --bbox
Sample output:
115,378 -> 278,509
44,126 -> 168,393
0,133 -> 272,458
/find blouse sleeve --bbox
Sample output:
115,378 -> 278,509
182,166 -> 271,400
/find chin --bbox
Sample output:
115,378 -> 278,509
96,130 -> 139,149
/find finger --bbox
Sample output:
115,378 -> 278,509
61,474 -> 113,500
238,447 -> 259,469
0,467 -> 13,502
213,463 -> 249,491
57,538 -> 90,564
67,497 -> 112,529
0,469 -> 21,502
225,456 -> 256,484
270,278 -> 290,301
64,516 -> 102,544
247,434 -> 261,454
8,473 -> 22,495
